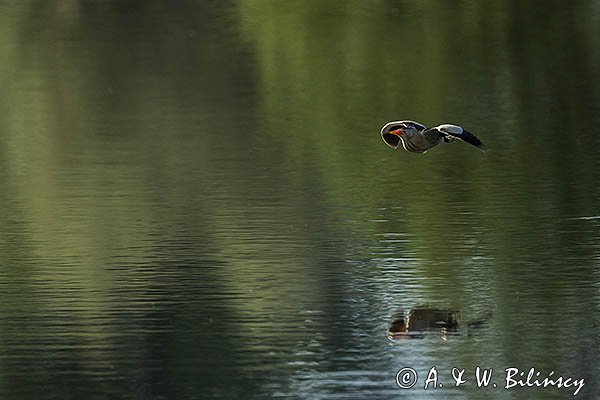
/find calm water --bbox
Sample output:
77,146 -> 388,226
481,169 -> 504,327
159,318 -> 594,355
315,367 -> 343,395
1,1 -> 600,399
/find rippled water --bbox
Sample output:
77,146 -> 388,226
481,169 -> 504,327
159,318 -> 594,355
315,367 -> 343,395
1,1 -> 600,399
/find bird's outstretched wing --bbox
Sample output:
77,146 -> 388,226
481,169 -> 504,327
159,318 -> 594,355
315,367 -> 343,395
381,120 -> 427,133
427,124 -> 485,151
396,120 -> 427,131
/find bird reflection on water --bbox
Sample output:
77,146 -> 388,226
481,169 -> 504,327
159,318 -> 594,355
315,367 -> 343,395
387,307 -> 493,341
387,307 -> 461,341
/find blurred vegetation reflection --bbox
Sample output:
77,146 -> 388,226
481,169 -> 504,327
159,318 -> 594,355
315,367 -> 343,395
1,1 -> 599,399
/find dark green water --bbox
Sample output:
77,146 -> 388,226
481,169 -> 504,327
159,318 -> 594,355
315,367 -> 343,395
1,1 -> 599,399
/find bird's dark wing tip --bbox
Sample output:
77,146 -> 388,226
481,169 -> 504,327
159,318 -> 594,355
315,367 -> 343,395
460,129 -> 486,151
473,141 -> 486,152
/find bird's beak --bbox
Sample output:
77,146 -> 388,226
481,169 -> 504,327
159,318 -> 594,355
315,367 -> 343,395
381,129 -> 404,149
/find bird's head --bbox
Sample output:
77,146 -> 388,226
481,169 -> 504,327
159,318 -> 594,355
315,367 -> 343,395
381,121 -> 417,149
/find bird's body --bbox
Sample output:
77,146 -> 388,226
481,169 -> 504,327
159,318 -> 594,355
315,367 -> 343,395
381,120 -> 485,153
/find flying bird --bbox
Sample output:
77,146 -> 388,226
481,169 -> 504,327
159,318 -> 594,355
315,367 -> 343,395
381,120 -> 485,153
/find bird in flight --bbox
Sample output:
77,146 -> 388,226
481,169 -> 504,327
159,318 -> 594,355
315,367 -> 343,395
381,120 -> 485,153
